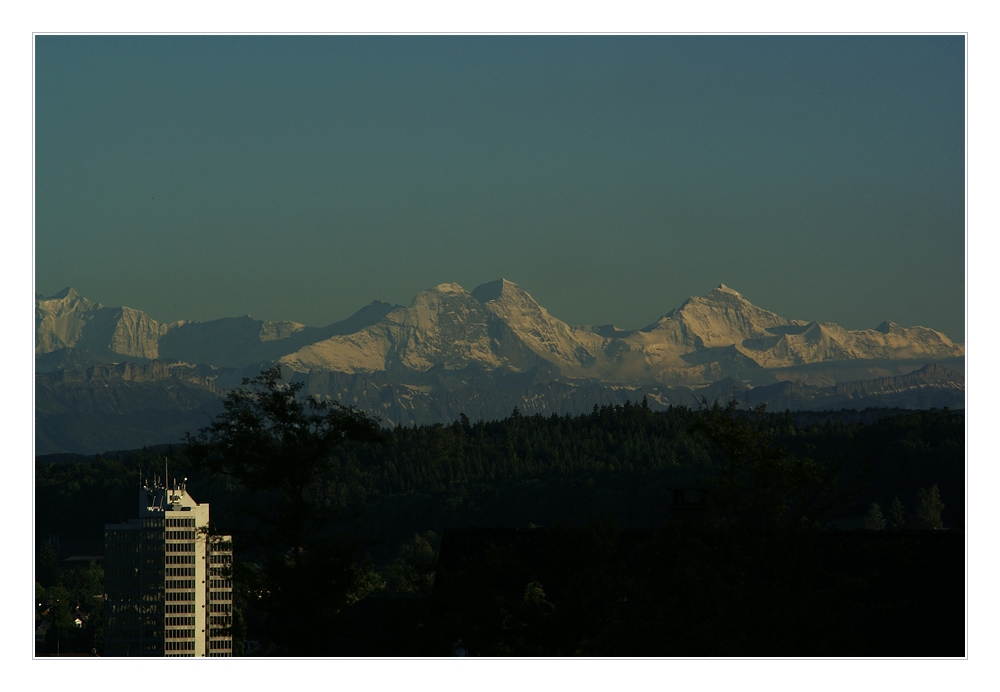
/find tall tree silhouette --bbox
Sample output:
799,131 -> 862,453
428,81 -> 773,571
185,366 -> 385,655
185,365 -> 383,560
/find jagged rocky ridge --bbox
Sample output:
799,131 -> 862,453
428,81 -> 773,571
37,281 -> 963,384
275,280 -> 963,385
35,288 -> 401,370
35,282 -> 965,454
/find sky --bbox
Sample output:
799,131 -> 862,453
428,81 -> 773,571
35,35 -> 966,339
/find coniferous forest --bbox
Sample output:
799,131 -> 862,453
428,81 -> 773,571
35,369 -> 965,657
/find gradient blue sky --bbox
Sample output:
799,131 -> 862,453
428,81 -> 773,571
35,35 -> 966,339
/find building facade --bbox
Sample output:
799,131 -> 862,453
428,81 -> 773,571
104,478 -> 233,657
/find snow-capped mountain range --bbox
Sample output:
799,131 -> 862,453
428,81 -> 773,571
37,280 -> 963,387
35,281 -> 965,454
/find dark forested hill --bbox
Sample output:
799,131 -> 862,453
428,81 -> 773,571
37,403 -> 964,549
36,403 -> 964,656
36,358 -> 964,456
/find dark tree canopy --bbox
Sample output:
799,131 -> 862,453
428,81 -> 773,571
690,400 -> 837,534
187,366 -> 382,491
185,366 -> 383,558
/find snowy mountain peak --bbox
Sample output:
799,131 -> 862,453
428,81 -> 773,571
279,280 -> 541,374
472,279 -> 541,314
471,278 -> 519,304
470,278 -> 598,371
650,285 -> 801,351
38,287 -> 92,310
50,287 -> 79,300
36,289 -> 162,359
430,282 -> 467,295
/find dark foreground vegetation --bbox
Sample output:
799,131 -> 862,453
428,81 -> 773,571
36,367 -> 964,656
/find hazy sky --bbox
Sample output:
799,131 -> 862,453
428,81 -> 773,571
35,35 -> 966,339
